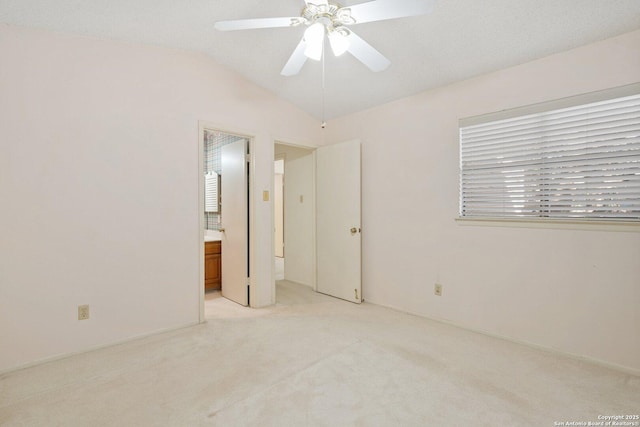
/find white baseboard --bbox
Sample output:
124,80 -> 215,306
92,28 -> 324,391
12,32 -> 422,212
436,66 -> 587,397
0,321 -> 201,376
365,300 -> 640,377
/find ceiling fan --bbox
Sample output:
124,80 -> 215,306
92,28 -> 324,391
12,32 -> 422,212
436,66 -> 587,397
214,0 -> 434,76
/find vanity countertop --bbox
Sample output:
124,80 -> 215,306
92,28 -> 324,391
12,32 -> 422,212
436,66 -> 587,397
205,230 -> 223,242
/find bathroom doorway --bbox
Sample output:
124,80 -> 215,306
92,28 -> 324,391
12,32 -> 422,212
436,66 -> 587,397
200,124 -> 254,320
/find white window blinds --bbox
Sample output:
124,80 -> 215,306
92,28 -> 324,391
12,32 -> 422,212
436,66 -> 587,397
205,172 -> 219,213
459,92 -> 640,221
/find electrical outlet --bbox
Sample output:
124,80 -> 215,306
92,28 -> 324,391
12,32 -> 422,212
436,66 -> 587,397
78,304 -> 90,320
434,284 -> 442,296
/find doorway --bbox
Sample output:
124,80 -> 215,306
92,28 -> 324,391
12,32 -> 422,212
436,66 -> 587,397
273,143 -> 316,291
200,124 -> 254,321
272,140 -> 362,305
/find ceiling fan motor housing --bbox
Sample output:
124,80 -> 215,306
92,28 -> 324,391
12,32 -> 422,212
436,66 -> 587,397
301,2 -> 356,31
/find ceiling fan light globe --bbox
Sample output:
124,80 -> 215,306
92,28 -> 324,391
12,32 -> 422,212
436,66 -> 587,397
304,22 -> 325,42
303,22 -> 325,61
329,32 -> 349,56
303,39 -> 324,61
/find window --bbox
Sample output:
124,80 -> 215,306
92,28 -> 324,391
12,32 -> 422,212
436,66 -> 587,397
205,172 -> 219,213
459,87 -> 640,222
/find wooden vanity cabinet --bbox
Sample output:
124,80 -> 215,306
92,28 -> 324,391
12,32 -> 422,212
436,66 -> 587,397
204,241 -> 221,291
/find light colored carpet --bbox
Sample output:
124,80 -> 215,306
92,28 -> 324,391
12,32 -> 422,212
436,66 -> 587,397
1,280 -> 638,426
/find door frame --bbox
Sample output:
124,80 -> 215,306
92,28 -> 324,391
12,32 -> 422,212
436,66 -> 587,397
199,121 -> 255,322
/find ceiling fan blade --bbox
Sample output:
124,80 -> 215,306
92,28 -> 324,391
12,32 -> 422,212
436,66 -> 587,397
346,31 -> 391,72
281,38 -> 309,76
348,0 -> 434,25
215,17 -> 301,31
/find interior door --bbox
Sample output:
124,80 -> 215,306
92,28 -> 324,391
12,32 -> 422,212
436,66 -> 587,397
221,139 -> 249,306
316,140 -> 362,303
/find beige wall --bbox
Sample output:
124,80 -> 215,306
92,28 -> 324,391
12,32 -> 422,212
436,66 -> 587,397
2,22 -> 638,374
274,144 -> 316,287
0,24 -> 319,372
324,30 -> 640,372
274,165 -> 284,258
283,153 -> 315,287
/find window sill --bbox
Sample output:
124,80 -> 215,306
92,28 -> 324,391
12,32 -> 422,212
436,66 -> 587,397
455,217 -> 640,232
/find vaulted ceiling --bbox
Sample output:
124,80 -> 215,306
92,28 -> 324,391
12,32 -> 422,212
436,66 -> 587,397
1,0 -> 639,120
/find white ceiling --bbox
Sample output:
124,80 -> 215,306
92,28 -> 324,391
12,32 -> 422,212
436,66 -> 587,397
1,0 -> 639,120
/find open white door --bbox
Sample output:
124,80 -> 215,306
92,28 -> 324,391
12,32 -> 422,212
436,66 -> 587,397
316,140 -> 362,303
221,139 -> 249,306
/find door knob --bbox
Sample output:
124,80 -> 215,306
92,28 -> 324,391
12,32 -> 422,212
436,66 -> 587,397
350,227 -> 360,235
